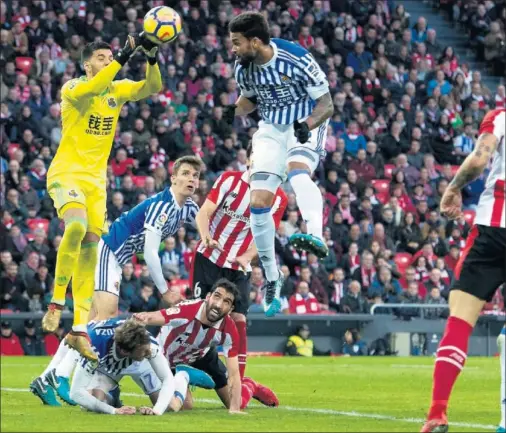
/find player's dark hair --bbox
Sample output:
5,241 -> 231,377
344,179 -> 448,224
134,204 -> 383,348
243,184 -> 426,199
114,318 -> 151,353
172,155 -> 203,175
211,278 -> 239,308
229,12 -> 270,45
81,41 -> 112,64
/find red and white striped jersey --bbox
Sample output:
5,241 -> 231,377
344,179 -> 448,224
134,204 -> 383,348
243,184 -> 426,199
197,171 -> 288,271
475,108 -> 506,228
157,299 -> 239,366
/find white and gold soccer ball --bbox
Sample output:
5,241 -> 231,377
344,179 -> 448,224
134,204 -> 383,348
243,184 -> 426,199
143,6 -> 183,45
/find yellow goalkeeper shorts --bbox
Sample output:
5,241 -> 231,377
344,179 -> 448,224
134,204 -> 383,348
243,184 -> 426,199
47,176 -> 107,237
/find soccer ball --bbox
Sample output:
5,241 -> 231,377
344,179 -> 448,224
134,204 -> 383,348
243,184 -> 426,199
143,6 -> 182,45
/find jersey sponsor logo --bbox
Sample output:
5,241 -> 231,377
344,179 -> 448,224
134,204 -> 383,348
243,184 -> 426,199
155,213 -> 168,229
222,197 -> 249,223
165,307 -> 181,315
107,97 -> 117,108
85,114 -> 114,136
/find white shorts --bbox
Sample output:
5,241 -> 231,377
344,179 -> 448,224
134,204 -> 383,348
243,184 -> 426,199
95,239 -> 122,297
250,118 -> 329,179
92,360 -> 162,395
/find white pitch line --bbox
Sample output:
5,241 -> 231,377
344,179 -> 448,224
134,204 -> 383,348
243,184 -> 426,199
0,387 -> 496,430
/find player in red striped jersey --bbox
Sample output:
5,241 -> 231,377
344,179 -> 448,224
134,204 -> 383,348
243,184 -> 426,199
421,108 -> 506,433
134,279 -> 247,414
193,147 -> 287,409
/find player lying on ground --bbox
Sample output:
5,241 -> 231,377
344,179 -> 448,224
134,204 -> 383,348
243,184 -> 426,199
30,156 -> 201,405
133,279 -> 247,414
421,108 -> 506,433
31,317 -> 215,413
225,12 -> 334,316
194,144 -> 285,407
42,35 -> 162,361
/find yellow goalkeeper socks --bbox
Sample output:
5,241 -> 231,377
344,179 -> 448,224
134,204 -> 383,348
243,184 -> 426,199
71,241 -> 98,333
51,218 -> 87,306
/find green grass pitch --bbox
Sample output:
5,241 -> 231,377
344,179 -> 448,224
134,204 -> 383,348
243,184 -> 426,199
0,356 -> 500,432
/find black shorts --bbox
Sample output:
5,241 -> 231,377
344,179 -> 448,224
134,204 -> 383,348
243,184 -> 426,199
451,225 -> 506,302
171,347 -> 228,390
190,252 -> 250,315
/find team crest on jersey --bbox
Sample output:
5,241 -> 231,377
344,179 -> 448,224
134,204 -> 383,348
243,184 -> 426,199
280,74 -> 291,82
69,80 -> 77,90
165,307 -> 180,315
107,97 -> 117,108
68,190 -> 78,198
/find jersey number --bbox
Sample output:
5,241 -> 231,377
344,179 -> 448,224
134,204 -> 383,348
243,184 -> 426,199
193,282 -> 202,299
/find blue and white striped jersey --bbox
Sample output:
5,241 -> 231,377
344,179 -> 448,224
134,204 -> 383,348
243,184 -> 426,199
234,38 -> 329,125
82,318 -> 159,377
102,187 -> 199,266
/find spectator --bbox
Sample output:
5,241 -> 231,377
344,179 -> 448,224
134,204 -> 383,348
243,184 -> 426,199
0,320 -> 24,356
369,266 -> 402,302
327,267 -> 348,312
424,287 -> 448,319
351,251 -> 376,295
399,266 -> 428,298
341,280 -> 369,314
130,283 -> 160,313
107,192 -> 129,223
1,260 -> 28,311
289,281 -> 321,315
23,229 -> 50,260
399,281 -> 423,319
160,237 -> 186,279
424,268 -> 450,300
118,262 -> 140,312
285,324 -> 330,356
346,40 -> 373,75
20,319 -> 46,356
19,251 -> 40,288
342,329 -> 368,356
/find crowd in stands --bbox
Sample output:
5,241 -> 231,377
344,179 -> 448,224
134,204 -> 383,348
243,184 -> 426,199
1,0 -> 505,346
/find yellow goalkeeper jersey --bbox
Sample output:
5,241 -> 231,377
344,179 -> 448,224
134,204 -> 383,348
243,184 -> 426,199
48,60 -> 161,185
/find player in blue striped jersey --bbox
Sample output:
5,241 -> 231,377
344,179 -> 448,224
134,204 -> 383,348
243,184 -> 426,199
92,156 -> 201,320
225,12 -> 334,316
68,318 -> 214,415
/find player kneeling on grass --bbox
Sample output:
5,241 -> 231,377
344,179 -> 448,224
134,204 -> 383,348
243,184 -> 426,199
133,279 -> 246,414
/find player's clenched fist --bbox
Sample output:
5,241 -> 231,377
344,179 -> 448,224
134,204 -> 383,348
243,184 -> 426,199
205,237 -> 224,252
293,121 -> 310,144
115,406 -> 137,415
132,312 -> 150,324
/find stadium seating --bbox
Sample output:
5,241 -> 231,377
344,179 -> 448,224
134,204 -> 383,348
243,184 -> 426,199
131,176 -> 147,188
26,218 -> 50,234
384,165 -> 395,179
394,253 -> 412,275
463,209 -> 476,226
15,57 -> 34,75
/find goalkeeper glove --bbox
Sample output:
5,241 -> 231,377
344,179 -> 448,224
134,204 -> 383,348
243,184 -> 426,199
139,32 -> 159,65
115,33 -> 141,66
223,104 -> 237,124
293,120 -> 310,144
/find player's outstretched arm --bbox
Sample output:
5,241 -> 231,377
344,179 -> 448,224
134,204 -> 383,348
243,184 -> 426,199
147,349 -> 175,415
144,229 -> 171,301
449,133 -> 498,190
195,198 -> 224,250
64,35 -> 140,103
226,356 -> 245,414
132,310 -> 166,326
70,361 -> 135,415
304,92 -> 334,131
441,133 -> 498,219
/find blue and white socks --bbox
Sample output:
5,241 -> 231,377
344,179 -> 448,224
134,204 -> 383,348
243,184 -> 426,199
250,206 -> 279,282
499,327 -> 505,430
288,170 -> 323,241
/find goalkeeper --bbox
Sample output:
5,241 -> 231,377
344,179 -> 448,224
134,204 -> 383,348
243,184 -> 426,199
42,34 -> 162,362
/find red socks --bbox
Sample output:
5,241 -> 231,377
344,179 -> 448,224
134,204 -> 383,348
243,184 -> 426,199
241,381 -> 255,409
428,316 -> 473,420
236,321 -> 247,379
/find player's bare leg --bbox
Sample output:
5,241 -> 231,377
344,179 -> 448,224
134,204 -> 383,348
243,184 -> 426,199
421,290 -> 485,432
89,292 -> 119,322
498,326 -> 506,433
43,206 -> 88,332
250,185 -> 284,317
287,161 -> 328,259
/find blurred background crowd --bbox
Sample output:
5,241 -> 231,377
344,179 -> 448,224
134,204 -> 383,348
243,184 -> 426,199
1,0 -> 505,354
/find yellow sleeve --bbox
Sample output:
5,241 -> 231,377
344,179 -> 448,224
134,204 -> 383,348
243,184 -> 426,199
63,61 -> 122,104
114,63 -> 163,103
